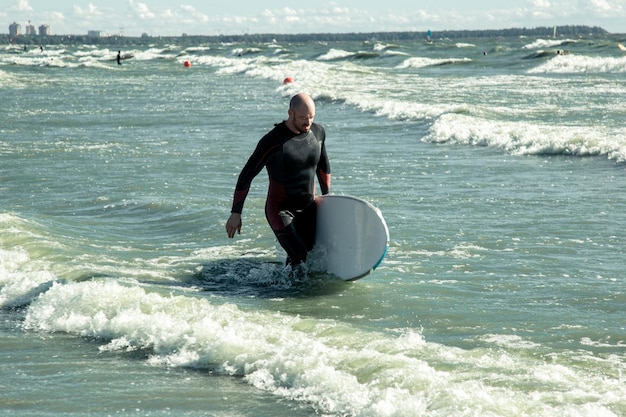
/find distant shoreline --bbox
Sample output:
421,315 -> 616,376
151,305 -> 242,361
1,25 -> 615,46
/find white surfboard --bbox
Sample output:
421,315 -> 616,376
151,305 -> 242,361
313,195 -> 389,281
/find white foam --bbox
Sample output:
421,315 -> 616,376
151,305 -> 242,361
424,113 -> 626,162
132,48 -> 172,61
0,214 -> 59,309
0,69 -> 26,89
529,54 -> 626,74
317,48 -> 355,61
19,278 -> 625,417
3,55 -> 74,68
523,38 -> 577,50
0,247 -> 56,309
396,57 -> 471,69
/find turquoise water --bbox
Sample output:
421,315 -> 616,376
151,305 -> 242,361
1,35 -> 625,416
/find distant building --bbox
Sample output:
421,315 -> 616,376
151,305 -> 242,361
9,22 -> 21,37
39,25 -> 50,36
87,30 -> 103,38
25,23 -> 36,35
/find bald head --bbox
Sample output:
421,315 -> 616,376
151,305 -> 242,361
289,93 -> 315,112
287,93 -> 316,134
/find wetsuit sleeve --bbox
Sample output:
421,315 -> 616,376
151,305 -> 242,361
317,131 -> 331,195
231,133 -> 280,214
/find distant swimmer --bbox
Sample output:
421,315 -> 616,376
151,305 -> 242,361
116,51 -> 122,65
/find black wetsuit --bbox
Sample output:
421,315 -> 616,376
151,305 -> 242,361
231,121 -> 331,264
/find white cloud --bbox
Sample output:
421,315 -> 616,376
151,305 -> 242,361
122,1 -> 214,33
531,0 -> 551,8
15,0 -> 33,12
123,1 -> 623,35
46,11 -> 65,22
589,0 -> 613,12
281,7 -> 299,17
7,0 -> 624,37
73,4 -> 104,18
329,5 -> 350,15
128,0 -> 155,20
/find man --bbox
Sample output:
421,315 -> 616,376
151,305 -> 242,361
225,93 -> 331,266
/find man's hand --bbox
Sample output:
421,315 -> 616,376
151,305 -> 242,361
225,213 -> 242,238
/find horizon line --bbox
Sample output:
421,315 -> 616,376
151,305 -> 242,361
2,24 -> 620,40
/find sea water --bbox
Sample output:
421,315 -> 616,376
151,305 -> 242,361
1,35 -> 625,416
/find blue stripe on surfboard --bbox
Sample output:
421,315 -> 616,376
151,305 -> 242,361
372,244 -> 389,270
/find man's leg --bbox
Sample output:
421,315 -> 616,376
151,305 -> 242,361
292,202 -> 317,253
266,202 -> 317,266
275,210 -> 308,265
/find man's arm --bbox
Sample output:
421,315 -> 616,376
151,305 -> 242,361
226,125 -> 286,237
317,134 -> 331,195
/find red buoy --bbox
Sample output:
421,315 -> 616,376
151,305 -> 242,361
283,77 -> 294,84
183,60 -> 191,68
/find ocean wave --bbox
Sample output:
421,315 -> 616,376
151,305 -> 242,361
528,54 -> 626,74
372,42 -> 401,52
522,38 -> 578,50
1,55 -> 76,68
424,113 -> 626,162
17,277 -> 624,417
232,47 -> 263,56
317,48 -> 355,61
0,69 -> 27,89
381,49 -> 409,58
0,246 -> 57,309
0,214 -> 60,309
396,56 -> 472,69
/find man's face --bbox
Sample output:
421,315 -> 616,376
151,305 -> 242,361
289,107 -> 315,133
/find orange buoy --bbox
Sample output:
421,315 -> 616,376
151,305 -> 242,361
183,60 -> 191,68
283,77 -> 293,84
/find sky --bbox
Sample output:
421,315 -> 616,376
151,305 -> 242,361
2,0 -> 625,37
